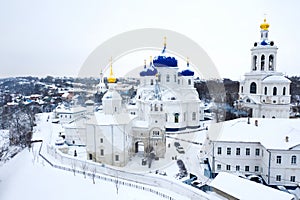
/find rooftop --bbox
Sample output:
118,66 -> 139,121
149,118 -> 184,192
210,172 -> 295,200
209,118 -> 300,150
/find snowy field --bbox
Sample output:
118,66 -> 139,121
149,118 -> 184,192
0,147 -> 184,200
0,113 -> 200,200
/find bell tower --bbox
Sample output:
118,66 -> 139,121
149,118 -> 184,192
250,18 -> 278,72
238,18 -> 291,118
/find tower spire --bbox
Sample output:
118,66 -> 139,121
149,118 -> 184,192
187,57 -> 190,67
107,57 -> 117,83
162,36 -> 167,53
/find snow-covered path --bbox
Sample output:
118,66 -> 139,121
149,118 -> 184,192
0,148 -> 179,200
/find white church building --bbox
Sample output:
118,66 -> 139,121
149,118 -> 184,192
62,39 -> 204,167
238,18 -> 291,118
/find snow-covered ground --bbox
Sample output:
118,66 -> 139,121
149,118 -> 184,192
0,148 -> 176,200
0,113 -> 210,200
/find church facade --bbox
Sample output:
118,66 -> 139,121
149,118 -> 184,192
64,40 -> 204,167
238,19 -> 291,118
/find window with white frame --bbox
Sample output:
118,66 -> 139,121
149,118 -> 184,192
192,112 -> 196,121
276,175 -> 281,182
217,147 -> 222,155
291,155 -> 297,165
227,147 -> 231,155
291,176 -> 296,182
226,165 -> 231,171
276,156 -> 281,164
245,166 -> 249,172
255,148 -> 260,156
246,148 -> 250,156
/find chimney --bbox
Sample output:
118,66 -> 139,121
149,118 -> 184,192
286,136 -> 289,142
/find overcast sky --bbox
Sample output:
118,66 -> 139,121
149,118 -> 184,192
1,0 -> 300,80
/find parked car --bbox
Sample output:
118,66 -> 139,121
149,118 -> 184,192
174,141 -> 180,147
176,146 -> 185,154
191,180 -> 203,189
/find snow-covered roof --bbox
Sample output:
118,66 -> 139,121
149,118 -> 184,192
262,75 -> 291,83
209,118 -> 300,150
85,99 -> 95,105
55,105 -> 86,114
210,172 -> 295,200
241,95 -> 261,104
103,89 -> 121,100
132,120 -> 149,128
88,112 -> 133,126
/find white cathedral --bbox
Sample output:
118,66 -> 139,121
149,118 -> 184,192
238,19 -> 291,118
62,39 -> 204,167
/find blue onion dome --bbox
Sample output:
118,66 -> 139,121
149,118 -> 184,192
140,57 -> 158,76
260,40 -> 269,46
153,37 -> 178,68
178,57 -> 194,76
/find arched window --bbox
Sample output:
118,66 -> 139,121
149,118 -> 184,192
174,74 -> 176,82
253,55 -> 257,71
154,104 -> 158,111
241,86 -> 244,93
269,55 -> 274,70
250,82 -> 257,94
261,55 -> 265,70
273,87 -> 277,96
150,79 -> 153,85
166,74 -> 170,82
188,79 -> 192,85
283,87 -> 286,95
174,113 -> 179,123
158,74 -> 161,82
264,87 -> 267,95
291,155 -> 297,164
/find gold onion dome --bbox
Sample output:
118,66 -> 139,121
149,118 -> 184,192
260,18 -> 269,30
107,57 -> 117,83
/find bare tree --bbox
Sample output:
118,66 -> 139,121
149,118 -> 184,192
81,161 -> 87,178
91,167 -> 96,184
115,171 -> 120,195
71,160 -> 76,176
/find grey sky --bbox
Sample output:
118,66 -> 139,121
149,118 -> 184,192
0,0 -> 299,80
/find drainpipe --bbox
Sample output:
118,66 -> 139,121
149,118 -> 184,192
111,125 -> 114,165
93,124 -> 96,162
212,141 -> 215,176
267,149 -> 271,185
123,124 -> 125,165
